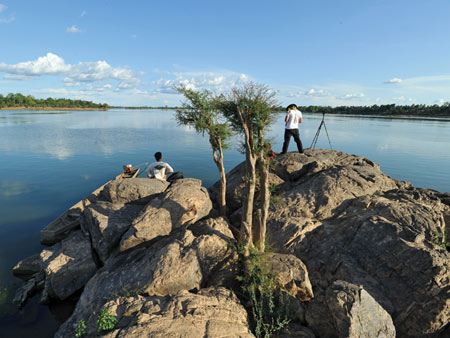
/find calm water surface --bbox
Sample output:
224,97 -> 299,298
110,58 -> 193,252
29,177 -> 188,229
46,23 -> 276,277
0,109 -> 449,337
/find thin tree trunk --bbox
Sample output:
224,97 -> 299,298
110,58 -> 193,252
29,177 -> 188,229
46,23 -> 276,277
256,156 -> 269,252
254,129 -> 270,251
212,139 -> 227,217
237,108 -> 256,256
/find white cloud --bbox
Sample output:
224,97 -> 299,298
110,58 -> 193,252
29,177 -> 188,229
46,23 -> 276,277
0,4 -> 6,13
152,70 -> 249,95
0,53 -> 71,76
341,93 -> 365,100
384,78 -> 403,84
0,53 -> 143,88
81,10 -> 87,17
67,25 -> 82,33
65,61 -> 141,84
306,88 -> 328,97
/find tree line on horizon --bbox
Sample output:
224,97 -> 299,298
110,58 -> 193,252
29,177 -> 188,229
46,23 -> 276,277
274,102 -> 450,116
0,93 -> 108,109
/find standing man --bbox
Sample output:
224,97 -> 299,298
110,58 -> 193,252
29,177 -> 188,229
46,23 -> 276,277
281,104 -> 304,154
146,151 -> 174,180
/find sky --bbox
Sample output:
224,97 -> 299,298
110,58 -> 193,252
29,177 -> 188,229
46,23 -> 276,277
0,0 -> 449,107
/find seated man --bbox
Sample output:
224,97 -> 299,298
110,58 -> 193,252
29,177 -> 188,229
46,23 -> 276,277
146,151 -> 174,181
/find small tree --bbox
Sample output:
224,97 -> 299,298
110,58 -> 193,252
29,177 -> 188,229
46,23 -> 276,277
220,82 -> 276,254
175,86 -> 232,216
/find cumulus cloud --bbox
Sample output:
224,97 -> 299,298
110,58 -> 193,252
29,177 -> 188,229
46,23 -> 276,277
67,25 -> 82,33
152,70 -> 249,95
384,78 -> 403,84
64,61 -> 140,84
0,53 -> 71,76
0,53 -> 143,88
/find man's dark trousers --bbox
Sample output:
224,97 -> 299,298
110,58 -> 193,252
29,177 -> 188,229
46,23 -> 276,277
282,128 -> 303,153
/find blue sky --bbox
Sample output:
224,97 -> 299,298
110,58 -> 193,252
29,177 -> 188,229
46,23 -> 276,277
1,0 -> 449,106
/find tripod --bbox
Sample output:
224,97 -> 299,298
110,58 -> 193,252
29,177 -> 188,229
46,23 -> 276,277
310,112 -> 333,150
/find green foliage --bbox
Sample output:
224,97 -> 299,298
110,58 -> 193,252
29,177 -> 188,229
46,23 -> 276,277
74,320 -> 86,337
0,93 -> 108,109
175,86 -> 232,152
431,230 -> 449,250
235,244 -> 290,338
96,307 -> 118,333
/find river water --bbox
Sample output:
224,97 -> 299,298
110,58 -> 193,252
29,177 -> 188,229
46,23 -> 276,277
0,109 -> 449,337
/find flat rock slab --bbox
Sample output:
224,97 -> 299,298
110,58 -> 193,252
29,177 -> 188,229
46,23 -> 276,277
100,177 -> 169,204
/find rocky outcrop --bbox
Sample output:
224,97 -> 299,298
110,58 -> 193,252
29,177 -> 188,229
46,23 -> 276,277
262,150 -> 450,337
58,287 -> 254,338
55,223 -> 233,337
211,149 -> 449,337
12,149 -> 450,338
120,178 -> 212,251
100,177 -> 169,204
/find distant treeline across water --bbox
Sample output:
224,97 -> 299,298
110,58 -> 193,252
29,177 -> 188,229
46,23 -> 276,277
0,93 -> 108,109
274,103 -> 450,117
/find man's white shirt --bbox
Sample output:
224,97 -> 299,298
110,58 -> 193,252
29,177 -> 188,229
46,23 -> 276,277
146,161 -> 174,180
285,109 -> 302,129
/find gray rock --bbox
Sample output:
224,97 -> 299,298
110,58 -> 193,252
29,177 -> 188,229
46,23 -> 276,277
57,287 -> 254,338
120,178 -> 212,251
266,253 -> 314,302
12,253 -> 41,280
54,227 -> 232,337
40,230 -> 97,300
325,280 -> 395,338
81,201 -> 143,263
100,177 -> 169,204
265,151 -> 450,337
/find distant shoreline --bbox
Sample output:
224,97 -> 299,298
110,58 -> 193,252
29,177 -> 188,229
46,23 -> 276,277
0,106 -> 108,111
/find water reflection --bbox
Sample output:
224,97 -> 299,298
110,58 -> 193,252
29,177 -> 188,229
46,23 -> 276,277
0,180 -> 31,197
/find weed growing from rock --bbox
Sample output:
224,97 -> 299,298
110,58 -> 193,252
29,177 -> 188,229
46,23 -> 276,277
235,244 -> 290,338
96,307 -> 118,333
74,319 -> 86,337
431,230 -> 449,250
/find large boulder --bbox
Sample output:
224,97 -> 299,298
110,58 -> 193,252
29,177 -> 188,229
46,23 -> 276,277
39,230 -> 98,301
306,280 -> 396,338
267,157 -> 450,338
81,201 -> 143,263
57,287 -> 254,338
100,177 -> 169,204
120,178 -> 212,251
55,226 -> 232,337
269,151 -> 404,221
